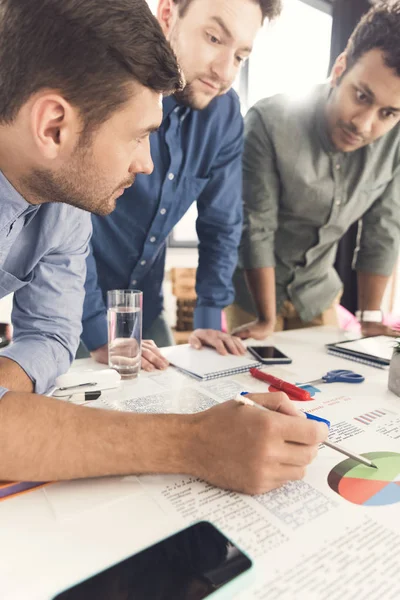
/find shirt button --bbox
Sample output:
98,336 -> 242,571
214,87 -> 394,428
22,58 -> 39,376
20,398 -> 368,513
132,280 -> 137,286
150,236 -> 156,243
160,208 -> 167,215
335,200 -> 341,206
335,164 -> 341,170
140,260 -> 146,266
168,173 -> 175,181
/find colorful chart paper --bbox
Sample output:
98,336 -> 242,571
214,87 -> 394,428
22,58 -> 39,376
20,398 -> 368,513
328,451 -> 400,506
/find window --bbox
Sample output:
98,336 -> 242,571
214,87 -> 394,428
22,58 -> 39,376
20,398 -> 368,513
146,0 -> 157,13
247,0 -> 332,109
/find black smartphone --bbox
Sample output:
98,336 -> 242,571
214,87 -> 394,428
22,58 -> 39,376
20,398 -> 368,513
52,521 -> 253,600
248,345 -> 292,364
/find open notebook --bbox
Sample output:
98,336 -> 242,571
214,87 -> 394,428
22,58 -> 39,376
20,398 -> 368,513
162,344 -> 261,380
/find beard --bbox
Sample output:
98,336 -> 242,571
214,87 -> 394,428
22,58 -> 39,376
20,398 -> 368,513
20,144 -> 134,217
174,77 -> 229,110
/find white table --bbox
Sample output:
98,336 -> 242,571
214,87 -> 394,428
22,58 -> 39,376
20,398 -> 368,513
1,327 -> 399,600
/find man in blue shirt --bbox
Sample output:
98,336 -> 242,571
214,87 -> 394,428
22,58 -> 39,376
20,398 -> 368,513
0,0 -> 327,494
82,0 -> 282,370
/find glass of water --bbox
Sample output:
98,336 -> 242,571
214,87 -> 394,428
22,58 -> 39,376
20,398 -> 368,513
107,290 -> 143,379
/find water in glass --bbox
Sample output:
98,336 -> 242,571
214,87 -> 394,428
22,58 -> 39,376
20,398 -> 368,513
108,306 -> 142,378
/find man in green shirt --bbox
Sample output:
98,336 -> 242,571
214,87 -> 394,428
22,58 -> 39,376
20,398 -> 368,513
228,2 -> 400,340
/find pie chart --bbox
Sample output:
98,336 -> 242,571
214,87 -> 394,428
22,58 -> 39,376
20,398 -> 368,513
327,451 -> 400,506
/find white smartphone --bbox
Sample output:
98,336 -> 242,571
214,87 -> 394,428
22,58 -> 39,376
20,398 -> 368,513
248,345 -> 292,364
52,521 -> 253,600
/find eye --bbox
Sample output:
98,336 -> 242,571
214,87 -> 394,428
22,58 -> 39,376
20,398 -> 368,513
235,55 -> 247,65
381,109 -> 395,120
355,89 -> 369,103
207,32 -> 221,45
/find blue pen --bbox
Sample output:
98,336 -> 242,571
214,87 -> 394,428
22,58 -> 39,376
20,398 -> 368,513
237,392 -> 377,468
304,412 -> 331,428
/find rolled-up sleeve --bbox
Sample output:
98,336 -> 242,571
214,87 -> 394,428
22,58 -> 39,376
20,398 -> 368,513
356,170 -> 400,276
240,106 -> 281,269
0,210 -> 92,394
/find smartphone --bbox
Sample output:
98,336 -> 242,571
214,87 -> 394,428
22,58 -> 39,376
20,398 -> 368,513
248,345 -> 292,364
52,521 -> 253,600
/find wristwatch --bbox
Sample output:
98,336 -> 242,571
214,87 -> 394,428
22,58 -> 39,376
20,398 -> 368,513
355,310 -> 383,323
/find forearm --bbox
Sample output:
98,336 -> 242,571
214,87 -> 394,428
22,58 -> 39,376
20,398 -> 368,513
0,391 -> 191,481
244,267 -> 276,323
357,271 -> 390,310
0,357 -> 33,392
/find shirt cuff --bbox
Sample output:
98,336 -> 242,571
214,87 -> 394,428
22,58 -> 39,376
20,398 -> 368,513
81,311 -> 108,352
0,341 -> 52,394
194,306 -> 222,330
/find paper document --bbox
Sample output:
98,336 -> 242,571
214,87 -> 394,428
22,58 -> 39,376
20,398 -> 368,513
135,385 -> 400,599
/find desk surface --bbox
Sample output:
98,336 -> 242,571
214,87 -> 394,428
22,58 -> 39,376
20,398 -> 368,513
2,326 -> 400,600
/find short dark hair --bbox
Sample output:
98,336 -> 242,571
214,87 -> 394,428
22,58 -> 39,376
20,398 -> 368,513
172,0 -> 282,22
0,0 -> 184,131
345,1 -> 400,77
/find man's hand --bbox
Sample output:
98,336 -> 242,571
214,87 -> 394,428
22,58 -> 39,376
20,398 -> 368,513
232,319 -> 275,340
91,344 -> 108,364
189,329 -> 246,355
91,340 -> 169,371
361,321 -> 400,338
141,340 -> 169,372
186,391 -> 328,495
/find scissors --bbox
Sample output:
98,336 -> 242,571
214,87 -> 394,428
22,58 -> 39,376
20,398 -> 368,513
304,369 -> 365,386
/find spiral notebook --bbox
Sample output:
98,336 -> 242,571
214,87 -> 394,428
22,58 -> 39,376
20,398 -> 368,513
326,335 -> 398,369
162,344 -> 261,380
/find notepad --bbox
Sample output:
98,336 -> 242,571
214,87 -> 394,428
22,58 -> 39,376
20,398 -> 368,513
326,335 -> 398,369
162,344 -> 261,380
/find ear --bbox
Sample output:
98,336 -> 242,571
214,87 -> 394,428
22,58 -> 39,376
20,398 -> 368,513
157,0 -> 177,36
30,94 -> 79,160
330,53 -> 347,88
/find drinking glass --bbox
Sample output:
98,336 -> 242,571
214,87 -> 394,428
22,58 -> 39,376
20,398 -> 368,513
107,290 -> 143,379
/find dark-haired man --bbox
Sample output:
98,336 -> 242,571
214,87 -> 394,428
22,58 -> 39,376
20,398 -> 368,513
0,0 -> 327,492
228,2 -> 400,340
82,0 -> 282,371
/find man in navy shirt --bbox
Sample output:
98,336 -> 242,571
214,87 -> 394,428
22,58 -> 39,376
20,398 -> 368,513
82,0 -> 282,370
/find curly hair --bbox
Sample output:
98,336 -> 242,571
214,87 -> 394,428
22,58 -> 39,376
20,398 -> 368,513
345,1 -> 400,76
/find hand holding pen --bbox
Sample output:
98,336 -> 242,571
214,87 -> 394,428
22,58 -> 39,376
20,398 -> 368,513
191,390 -> 328,495
235,393 -> 377,469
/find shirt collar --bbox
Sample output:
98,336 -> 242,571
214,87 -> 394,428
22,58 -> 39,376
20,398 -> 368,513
0,171 -> 39,232
315,82 -> 338,155
162,94 -> 190,123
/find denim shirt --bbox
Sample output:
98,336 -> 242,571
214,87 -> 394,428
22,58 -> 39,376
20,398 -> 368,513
82,91 -> 244,351
0,172 -> 91,393
235,83 -> 400,321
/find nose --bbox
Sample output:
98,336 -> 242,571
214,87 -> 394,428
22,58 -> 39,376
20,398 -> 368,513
130,137 -> 154,176
351,107 -> 375,137
211,49 -> 237,88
